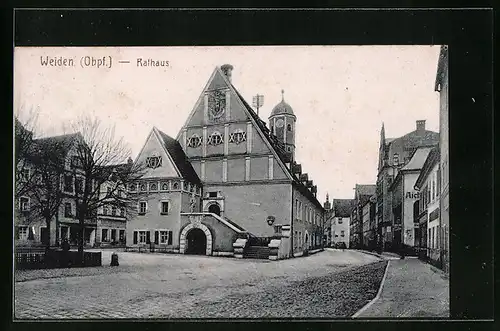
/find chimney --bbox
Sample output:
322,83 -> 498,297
416,120 -> 426,132
221,64 -> 234,83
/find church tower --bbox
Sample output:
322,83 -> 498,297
269,90 -> 296,162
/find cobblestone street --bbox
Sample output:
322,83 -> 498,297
15,249 -> 384,319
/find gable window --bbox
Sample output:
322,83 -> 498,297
120,207 -> 125,217
208,131 -> 223,146
107,187 -> 112,196
161,201 -> 169,215
161,183 -> 169,191
140,184 -> 147,192
172,182 -> 179,190
19,197 -> 30,212
64,203 -> 72,217
338,218 -> 343,224
187,134 -> 202,148
103,205 -> 109,215
146,156 -> 162,169
138,201 -> 147,215
228,129 -> 247,144
341,230 -> 345,237
150,183 -> 158,191
64,174 -> 73,193
111,206 -> 117,216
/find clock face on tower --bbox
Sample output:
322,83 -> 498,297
276,119 -> 284,128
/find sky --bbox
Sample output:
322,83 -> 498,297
14,45 -> 441,202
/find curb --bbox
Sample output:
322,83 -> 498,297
351,260 -> 390,318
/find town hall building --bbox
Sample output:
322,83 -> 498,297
126,64 -> 325,259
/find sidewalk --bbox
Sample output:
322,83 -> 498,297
355,258 -> 449,318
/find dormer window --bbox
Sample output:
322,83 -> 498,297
393,153 -> 400,166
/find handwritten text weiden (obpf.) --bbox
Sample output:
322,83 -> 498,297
40,56 -> 170,69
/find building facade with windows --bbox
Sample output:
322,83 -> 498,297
376,120 -> 439,251
350,184 -> 376,249
414,147 -> 441,266
388,146 -> 436,251
436,45 -> 449,273
330,199 -> 353,248
126,64 -> 324,258
15,132 -> 127,248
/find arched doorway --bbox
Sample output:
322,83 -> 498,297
185,228 -> 207,255
208,203 -> 221,216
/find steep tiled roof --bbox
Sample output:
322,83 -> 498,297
232,87 -> 323,210
156,129 -> 201,185
402,146 -> 434,171
332,199 -> 355,217
355,184 -> 376,197
33,133 -> 80,155
414,147 -> 440,190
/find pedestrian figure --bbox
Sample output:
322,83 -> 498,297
62,238 -> 70,267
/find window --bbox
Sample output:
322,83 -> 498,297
71,156 -> 81,168
120,207 -> 125,217
154,230 -> 173,245
146,156 -> 162,169
133,230 -> 150,244
75,178 -> 83,194
140,184 -> 147,192
341,230 -> 345,237
161,201 -> 169,215
103,205 -> 109,215
111,206 -> 117,216
335,233 -> 339,238
393,153 -> 399,166
209,191 -> 217,198
64,174 -> 73,192
107,187 -> 112,195
18,226 -> 28,240
19,197 -> 30,211
208,131 -> 223,146
274,225 -> 282,235
187,134 -> 202,148
64,203 -> 72,217
172,182 -> 179,190
228,129 -> 247,144
102,229 -> 109,242
111,229 -> 117,241
150,183 -> 158,191
129,183 -> 136,191
287,124 -> 292,132
139,201 -> 147,215
338,218 -> 343,224
161,183 -> 169,191
119,230 -> 125,242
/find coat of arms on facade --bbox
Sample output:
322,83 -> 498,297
208,89 -> 226,122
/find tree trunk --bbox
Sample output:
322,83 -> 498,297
78,218 -> 85,265
45,216 -> 51,249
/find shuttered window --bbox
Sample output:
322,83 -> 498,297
154,230 -> 159,244
133,231 -> 138,244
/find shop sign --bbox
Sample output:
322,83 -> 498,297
430,208 -> 440,221
405,191 -> 420,199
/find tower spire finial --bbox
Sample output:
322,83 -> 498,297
281,89 -> 284,101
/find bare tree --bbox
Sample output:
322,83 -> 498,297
23,137 -> 68,249
15,106 -> 40,199
66,115 -> 145,263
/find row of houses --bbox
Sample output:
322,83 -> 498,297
337,45 -> 449,273
15,63 -> 326,260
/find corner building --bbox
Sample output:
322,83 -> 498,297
128,64 -> 324,259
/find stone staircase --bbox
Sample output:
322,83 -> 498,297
244,245 -> 270,259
